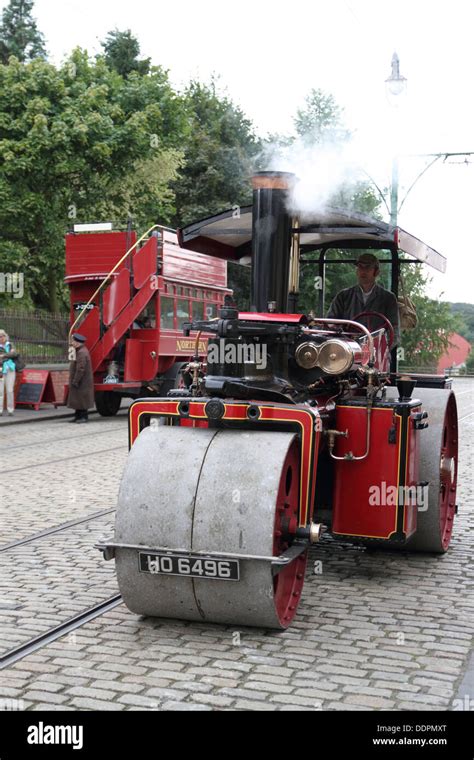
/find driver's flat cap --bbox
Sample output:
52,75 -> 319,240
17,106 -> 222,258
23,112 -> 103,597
356,253 -> 379,267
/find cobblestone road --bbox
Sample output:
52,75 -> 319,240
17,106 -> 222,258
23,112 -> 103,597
0,380 -> 472,711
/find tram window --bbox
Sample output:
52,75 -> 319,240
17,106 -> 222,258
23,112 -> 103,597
192,301 -> 204,320
206,303 -> 217,319
160,296 -> 175,329
177,298 -> 189,324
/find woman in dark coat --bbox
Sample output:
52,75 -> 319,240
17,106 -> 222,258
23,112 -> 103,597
68,334 -> 94,422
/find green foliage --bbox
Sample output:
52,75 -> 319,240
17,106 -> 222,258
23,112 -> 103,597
0,0 -> 46,63
0,50 -> 188,310
465,348 -> 474,372
172,79 -> 261,225
294,88 -> 350,145
228,262 -> 251,311
398,266 -> 463,367
100,29 -> 150,77
90,150 -> 184,230
450,302 -> 474,345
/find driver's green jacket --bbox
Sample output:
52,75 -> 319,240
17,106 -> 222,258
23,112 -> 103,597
326,283 -> 400,346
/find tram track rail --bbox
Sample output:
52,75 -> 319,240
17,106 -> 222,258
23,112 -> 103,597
0,595 -> 123,670
0,508 -> 115,553
0,425 -> 127,453
1,445 -> 127,475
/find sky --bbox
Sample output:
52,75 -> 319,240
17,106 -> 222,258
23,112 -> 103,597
3,0 -> 474,303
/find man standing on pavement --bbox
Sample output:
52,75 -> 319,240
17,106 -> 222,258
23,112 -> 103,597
326,252 -> 400,345
68,333 -> 94,423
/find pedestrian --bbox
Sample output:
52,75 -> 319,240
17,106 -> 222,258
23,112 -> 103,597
0,329 -> 18,417
68,333 -> 94,423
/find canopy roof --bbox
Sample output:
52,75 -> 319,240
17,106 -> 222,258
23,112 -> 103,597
179,205 -> 446,273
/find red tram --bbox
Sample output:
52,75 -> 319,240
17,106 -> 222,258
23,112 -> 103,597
65,224 -> 231,414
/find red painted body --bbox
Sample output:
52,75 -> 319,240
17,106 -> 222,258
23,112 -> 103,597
65,227 -> 232,395
332,402 -> 420,541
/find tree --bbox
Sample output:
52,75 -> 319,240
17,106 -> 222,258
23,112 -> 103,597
0,50 -> 189,311
465,349 -> 474,374
294,88 -> 350,146
172,79 -> 261,226
398,266 -> 463,369
0,0 -> 46,64
450,302 -> 474,345
268,88 -> 381,314
169,79 -> 261,307
101,29 -> 150,77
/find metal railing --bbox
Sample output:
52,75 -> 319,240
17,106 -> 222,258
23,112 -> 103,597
400,365 -> 474,377
0,309 -> 69,364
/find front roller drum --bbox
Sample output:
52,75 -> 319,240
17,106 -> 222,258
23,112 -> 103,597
115,426 -> 307,629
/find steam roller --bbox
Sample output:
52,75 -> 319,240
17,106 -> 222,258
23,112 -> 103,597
114,425 -> 307,629
96,169 -> 460,631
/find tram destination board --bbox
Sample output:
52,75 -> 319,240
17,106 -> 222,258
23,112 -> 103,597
139,551 -> 240,581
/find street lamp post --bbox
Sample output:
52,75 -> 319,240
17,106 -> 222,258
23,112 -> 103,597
383,54 -> 474,227
385,53 -> 407,227
390,156 -> 399,227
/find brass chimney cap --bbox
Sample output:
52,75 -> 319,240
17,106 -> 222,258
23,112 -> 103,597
252,171 -> 296,191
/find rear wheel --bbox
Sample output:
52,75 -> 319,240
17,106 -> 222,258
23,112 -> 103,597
377,387 -> 458,553
407,389 -> 458,552
95,391 -> 122,417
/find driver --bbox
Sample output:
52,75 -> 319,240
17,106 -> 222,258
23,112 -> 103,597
326,252 -> 400,345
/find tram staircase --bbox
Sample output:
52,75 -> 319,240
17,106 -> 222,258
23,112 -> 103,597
77,234 -> 159,381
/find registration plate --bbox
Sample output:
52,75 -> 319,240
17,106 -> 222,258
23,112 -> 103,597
138,552 -> 240,581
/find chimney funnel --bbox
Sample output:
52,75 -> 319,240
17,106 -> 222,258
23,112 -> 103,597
251,171 -> 295,313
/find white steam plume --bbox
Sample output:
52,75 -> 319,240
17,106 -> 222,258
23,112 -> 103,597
258,130 -> 395,221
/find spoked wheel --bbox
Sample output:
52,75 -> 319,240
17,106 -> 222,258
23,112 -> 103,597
408,389 -> 458,552
115,426 -> 307,629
